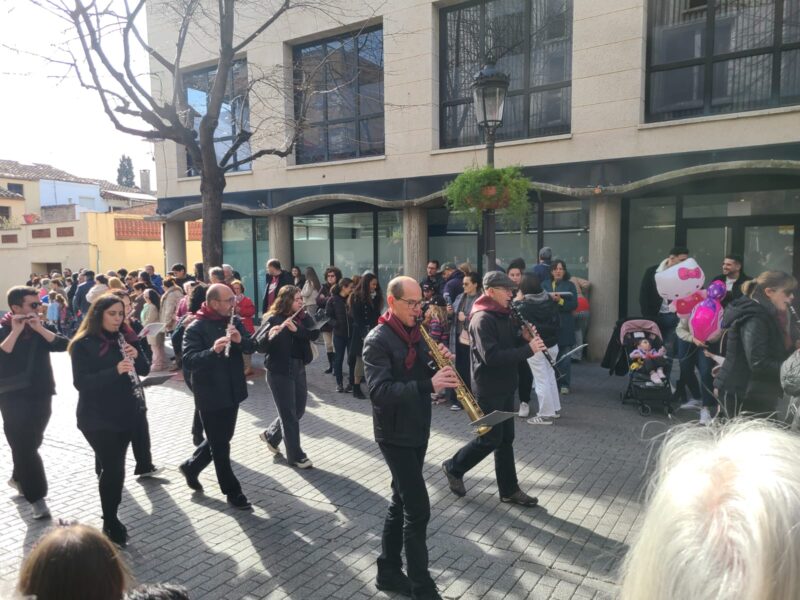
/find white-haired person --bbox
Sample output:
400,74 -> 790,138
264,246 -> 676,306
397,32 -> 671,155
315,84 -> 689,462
619,419 -> 800,600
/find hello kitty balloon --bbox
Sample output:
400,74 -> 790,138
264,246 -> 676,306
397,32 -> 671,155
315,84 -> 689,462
655,258 -> 705,302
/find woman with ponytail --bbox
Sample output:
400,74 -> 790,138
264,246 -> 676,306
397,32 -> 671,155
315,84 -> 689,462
714,271 -> 798,417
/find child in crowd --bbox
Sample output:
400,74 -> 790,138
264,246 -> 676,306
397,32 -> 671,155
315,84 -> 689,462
630,338 -> 667,384
423,295 -> 450,404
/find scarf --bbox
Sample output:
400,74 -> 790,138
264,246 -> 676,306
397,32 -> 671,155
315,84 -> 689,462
195,302 -> 228,321
378,310 -> 420,372
470,294 -> 510,316
98,329 -> 126,357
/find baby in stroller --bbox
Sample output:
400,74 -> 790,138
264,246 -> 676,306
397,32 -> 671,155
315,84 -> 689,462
630,338 -> 667,385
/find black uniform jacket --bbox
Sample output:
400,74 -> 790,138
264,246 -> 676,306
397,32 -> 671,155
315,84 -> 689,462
182,316 -> 255,412
257,312 -> 319,374
363,323 -> 435,447
71,332 -> 150,432
0,321 -> 68,401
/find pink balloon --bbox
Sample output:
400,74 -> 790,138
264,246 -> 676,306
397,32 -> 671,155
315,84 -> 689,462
690,300 -> 724,343
671,291 -> 706,318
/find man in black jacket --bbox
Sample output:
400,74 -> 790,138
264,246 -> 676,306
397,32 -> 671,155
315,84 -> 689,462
712,254 -> 751,308
442,271 -> 546,507
261,259 -> 293,314
179,283 -> 256,510
0,286 -> 69,520
73,269 -> 95,318
418,260 -> 444,296
363,276 -> 460,600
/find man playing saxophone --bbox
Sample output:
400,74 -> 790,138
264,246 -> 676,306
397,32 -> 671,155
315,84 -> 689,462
363,276 -> 460,600
442,271 -> 546,508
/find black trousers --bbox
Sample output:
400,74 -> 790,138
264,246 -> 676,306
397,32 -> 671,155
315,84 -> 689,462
83,429 -> 132,521
265,361 -> 308,464
448,394 -> 519,498
377,443 -> 436,597
518,360 -> 532,406
182,367 -> 204,444
1,395 -> 51,503
183,405 -> 241,496
94,408 -> 154,476
449,343 -> 471,407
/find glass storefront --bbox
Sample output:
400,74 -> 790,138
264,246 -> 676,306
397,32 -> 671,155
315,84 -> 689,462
625,197 -> 677,316
542,200 -> 589,279
221,218 -> 258,308
291,210 -> 404,293
427,207 -> 479,268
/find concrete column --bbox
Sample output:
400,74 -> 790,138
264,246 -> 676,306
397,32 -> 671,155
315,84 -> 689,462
268,214 -> 292,268
164,220 -> 187,274
403,206 -> 428,281
587,196 -> 622,362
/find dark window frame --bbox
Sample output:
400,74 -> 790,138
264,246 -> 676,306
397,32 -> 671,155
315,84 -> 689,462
645,0 -> 800,122
293,26 -> 385,165
182,58 -> 251,176
439,0 -> 574,149
0,206 -> 10,219
6,183 -> 23,196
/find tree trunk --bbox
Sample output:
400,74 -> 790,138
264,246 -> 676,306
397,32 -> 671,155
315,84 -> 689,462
200,164 -> 226,273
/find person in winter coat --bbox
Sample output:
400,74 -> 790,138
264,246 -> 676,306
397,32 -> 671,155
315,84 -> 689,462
446,272 -> 481,411
347,273 -> 383,399
712,254 -> 751,308
514,274 -> 561,424
159,278 -> 183,334
301,267 -> 321,312
549,260 -> 579,394
69,294 -> 150,547
141,289 -> 167,371
781,348 -> 800,430
317,266 -> 342,374
714,271 -> 798,417
326,278 -> 353,392
231,280 -> 256,376
440,263 -> 465,304
261,259 -> 293,314
257,285 -> 319,468
86,275 -> 110,305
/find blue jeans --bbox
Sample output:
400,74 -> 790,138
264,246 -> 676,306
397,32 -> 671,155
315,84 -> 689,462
676,338 -> 701,400
333,334 -> 349,386
556,345 -> 573,388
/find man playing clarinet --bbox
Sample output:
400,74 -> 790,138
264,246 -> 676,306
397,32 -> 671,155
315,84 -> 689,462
363,276 -> 460,600
179,283 -> 256,510
0,286 -> 68,520
442,271 -> 546,507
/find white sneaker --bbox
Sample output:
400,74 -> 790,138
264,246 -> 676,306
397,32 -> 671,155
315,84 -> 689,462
560,387 -> 569,395
31,498 -> 51,520
527,416 -> 554,425
699,407 -> 712,426
679,399 -> 703,411
518,402 -> 530,418
294,458 -> 314,469
553,412 -> 561,419
136,466 -> 165,479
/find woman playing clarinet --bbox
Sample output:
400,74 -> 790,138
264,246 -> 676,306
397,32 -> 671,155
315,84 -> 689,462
68,294 -> 150,547
257,286 -> 319,469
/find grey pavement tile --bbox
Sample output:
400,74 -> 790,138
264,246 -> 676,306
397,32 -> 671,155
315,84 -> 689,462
0,354 -> 670,598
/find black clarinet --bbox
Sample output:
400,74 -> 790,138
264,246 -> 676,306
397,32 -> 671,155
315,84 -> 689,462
509,303 -> 561,378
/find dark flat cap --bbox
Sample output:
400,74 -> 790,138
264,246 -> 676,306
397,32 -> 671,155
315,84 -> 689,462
483,271 -> 514,289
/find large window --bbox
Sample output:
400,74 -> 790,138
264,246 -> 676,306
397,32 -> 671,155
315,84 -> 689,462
222,218 -> 258,309
440,0 -> 573,148
182,59 -> 251,176
646,0 -> 800,122
293,27 -> 384,164
428,208 -> 480,268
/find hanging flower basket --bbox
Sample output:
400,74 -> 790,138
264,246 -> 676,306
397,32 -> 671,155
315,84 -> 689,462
444,165 -> 531,230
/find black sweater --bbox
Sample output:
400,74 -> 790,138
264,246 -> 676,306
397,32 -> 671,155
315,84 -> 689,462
0,322 -> 68,401
326,294 -> 351,338
71,333 -> 150,432
363,323 -> 435,447
513,292 -> 560,349
258,312 -> 320,374
182,316 -> 256,412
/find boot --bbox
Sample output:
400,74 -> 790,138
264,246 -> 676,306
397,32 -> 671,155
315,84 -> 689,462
352,383 -> 365,399
324,352 -> 334,374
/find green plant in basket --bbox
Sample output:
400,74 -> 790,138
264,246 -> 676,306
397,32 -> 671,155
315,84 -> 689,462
444,165 -> 532,230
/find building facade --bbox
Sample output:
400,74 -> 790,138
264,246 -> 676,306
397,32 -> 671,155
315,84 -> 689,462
149,0 -> 800,358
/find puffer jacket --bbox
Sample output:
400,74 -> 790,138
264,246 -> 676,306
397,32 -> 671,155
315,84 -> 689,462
325,294 -> 351,338
513,291 -> 560,349
714,296 -> 792,410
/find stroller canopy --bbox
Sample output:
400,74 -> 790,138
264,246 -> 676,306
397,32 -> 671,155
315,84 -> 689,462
619,319 -> 663,345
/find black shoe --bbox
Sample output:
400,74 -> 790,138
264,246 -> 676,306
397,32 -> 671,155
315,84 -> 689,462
441,460 -> 466,497
376,570 -> 412,597
192,434 -> 205,447
324,353 -> 334,374
178,463 -> 203,492
336,384 -> 344,393
227,492 -> 252,510
103,518 -> 128,547
324,366 -> 333,374
344,383 -> 353,393
500,489 -> 539,507
353,384 -> 366,399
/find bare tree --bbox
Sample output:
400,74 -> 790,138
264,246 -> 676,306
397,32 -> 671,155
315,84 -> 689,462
33,0 -> 355,270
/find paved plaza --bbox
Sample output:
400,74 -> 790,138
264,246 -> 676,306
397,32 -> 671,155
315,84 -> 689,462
0,351 -> 690,599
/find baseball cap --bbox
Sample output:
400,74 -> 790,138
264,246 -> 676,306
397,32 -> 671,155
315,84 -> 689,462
439,262 -> 457,273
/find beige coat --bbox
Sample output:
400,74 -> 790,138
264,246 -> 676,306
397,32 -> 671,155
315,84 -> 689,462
160,287 -> 183,332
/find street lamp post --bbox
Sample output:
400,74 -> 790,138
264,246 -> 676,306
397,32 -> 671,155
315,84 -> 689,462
471,63 -> 509,273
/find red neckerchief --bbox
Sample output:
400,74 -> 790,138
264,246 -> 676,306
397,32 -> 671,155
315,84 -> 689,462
195,302 -> 228,321
470,293 -> 510,315
378,310 -> 420,372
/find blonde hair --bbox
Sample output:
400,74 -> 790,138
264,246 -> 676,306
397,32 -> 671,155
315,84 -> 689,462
741,271 -> 797,299
107,277 -> 125,290
620,420 -> 800,600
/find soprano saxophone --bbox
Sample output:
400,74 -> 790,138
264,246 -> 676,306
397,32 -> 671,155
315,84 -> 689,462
418,324 -> 491,436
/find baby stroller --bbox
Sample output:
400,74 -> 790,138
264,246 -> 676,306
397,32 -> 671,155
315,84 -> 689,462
617,319 -> 674,416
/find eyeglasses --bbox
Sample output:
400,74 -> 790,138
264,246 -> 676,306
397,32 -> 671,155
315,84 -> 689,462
396,298 -> 423,309
27,302 -> 41,309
